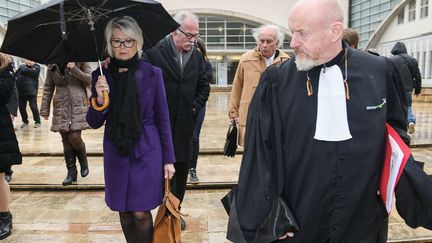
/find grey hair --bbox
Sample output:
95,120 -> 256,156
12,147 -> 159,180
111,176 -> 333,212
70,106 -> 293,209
173,11 -> 199,34
105,16 -> 143,57
251,25 -> 284,48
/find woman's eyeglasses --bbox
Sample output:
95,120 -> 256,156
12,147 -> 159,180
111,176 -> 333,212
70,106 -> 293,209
110,39 -> 136,48
178,28 -> 200,40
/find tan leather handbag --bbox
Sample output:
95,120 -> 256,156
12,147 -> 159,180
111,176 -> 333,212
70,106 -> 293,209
153,178 -> 186,243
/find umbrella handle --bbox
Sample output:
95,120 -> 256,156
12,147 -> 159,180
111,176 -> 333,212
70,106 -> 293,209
91,91 -> 109,111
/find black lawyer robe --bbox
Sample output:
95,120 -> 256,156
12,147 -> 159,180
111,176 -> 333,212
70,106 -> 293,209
227,47 -> 432,243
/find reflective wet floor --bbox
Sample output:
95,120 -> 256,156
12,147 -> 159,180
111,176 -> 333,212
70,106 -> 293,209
4,91 -> 432,242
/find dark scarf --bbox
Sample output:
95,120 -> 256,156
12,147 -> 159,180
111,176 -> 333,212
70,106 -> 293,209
106,54 -> 142,155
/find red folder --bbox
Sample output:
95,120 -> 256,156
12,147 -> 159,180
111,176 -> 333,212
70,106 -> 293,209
379,123 -> 411,214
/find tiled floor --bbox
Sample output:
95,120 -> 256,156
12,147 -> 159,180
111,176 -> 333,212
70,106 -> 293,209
5,91 -> 432,242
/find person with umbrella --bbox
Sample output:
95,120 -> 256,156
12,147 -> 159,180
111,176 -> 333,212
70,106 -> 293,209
86,16 -> 175,243
0,52 -> 22,240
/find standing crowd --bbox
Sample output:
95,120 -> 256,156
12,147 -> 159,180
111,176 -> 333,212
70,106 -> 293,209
1,1 -> 432,242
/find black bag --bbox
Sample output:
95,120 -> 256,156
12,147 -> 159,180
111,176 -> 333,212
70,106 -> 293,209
221,186 -> 299,243
223,122 -> 238,157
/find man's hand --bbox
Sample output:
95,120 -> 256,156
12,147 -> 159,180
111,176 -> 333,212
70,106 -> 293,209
42,116 -> 49,120
231,117 -> 239,124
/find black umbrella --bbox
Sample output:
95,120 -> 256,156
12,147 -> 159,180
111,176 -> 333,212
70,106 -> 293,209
0,0 -> 179,65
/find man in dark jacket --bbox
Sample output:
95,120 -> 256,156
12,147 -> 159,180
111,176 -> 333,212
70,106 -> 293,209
390,42 -> 422,134
15,59 -> 41,128
143,10 -> 210,230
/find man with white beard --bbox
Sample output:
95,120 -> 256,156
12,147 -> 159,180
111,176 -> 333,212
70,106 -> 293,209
225,0 -> 432,242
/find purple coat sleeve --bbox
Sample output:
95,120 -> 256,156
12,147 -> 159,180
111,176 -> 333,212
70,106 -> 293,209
153,67 -> 176,164
86,71 -> 108,128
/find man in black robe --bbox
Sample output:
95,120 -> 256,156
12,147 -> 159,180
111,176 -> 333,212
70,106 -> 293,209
225,0 -> 432,242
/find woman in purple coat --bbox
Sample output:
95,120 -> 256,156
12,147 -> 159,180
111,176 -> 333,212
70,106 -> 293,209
86,16 -> 175,243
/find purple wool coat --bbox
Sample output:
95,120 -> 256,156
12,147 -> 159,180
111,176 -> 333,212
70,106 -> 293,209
86,60 -> 175,212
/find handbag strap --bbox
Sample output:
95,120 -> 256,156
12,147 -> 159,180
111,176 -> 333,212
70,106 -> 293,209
164,178 -> 170,197
226,122 -> 236,139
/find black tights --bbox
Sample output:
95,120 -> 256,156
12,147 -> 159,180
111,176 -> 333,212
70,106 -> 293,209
60,131 -> 85,152
119,211 -> 153,243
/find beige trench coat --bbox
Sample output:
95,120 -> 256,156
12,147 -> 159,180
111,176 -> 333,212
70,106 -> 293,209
228,48 -> 289,146
40,63 -> 92,132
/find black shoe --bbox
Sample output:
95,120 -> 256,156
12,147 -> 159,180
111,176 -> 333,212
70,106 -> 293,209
5,172 -> 12,183
75,148 -> 89,178
189,168 -> 199,184
0,212 -> 12,240
180,217 -> 186,231
62,151 -> 77,186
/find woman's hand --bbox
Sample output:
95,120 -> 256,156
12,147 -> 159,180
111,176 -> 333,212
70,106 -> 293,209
95,75 -> 109,105
278,232 -> 294,240
164,163 -> 175,179
66,62 -> 76,69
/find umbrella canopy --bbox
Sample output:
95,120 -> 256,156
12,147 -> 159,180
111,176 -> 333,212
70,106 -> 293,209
0,0 -> 179,64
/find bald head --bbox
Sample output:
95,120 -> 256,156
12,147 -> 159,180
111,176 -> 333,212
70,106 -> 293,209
290,0 -> 343,27
288,0 -> 345,70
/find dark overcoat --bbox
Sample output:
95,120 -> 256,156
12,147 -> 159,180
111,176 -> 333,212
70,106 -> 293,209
227,47 -> 432,243
0,64 -> 22,171
144,37 -> 210,162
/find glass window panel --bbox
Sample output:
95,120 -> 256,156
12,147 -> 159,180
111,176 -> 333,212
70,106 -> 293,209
398,10 -> 405,24
381,2 -> 391,11
370,13 -> 380,22
227,36 -> 244,43
207,36 -> 225,43
206,29 -> 225,35
226,29 -> 244,35
409,0 -> 416,21
360,16 -> 370,24
206,16 -> 224,22
352,4 -> 361,12
421,0 -> 429,17
226,22 -> 243,28
361,2 -> 370,8
371,5 -> 380,14
361,9 -> 370,16
207,22 -> 224,29
245,36 -> 255,43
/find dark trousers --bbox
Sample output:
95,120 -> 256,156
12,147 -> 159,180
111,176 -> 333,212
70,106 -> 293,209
171,162 -> 190,203
190,107 -> 206,169
19,95 -> 40,124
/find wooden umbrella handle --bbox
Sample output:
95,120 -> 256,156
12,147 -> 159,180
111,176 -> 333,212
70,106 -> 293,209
91,91 -> 109,111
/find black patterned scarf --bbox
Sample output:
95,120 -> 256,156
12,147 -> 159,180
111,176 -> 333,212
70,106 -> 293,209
106,54 -> 142,155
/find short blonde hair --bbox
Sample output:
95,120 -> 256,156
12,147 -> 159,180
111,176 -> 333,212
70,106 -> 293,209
105,16 -> 143,57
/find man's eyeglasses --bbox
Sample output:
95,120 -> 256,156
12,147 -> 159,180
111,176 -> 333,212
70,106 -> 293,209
110,39 -> 136,48
178,28 -> 200,39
